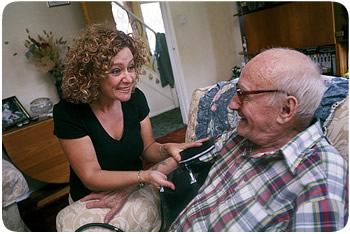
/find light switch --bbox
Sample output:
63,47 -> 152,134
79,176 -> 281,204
179,15 -> 186,24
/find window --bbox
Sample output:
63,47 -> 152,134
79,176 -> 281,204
112,2 -> 133,34
112,2 -> 166,68
139,2 -> 165,54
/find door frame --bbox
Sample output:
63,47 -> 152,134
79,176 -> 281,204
160,2 -> 189,124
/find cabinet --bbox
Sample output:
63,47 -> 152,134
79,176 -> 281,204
239,2 -> 348,76
2,118 -> 69,184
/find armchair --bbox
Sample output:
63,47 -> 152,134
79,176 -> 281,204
186,76 -> 348,161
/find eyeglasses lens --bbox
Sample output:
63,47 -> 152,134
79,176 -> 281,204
236,83 -> 243,103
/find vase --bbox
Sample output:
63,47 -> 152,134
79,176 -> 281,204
52,73 -> 63,100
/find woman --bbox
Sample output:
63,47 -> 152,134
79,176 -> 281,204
53,24 -> 205,223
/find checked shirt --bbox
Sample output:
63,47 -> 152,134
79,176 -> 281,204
169,120 -> 348,231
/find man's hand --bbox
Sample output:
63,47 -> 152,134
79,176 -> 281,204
80,187 -> 135,223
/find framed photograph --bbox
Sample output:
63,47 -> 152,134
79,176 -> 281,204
47,1 -> 70,7
2,96 -> 31,131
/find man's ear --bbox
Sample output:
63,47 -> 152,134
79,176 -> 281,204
277,96 -> 298,124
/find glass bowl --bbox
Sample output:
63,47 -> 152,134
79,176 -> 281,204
30,97 -> 53,116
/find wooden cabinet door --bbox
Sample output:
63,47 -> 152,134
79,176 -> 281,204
3,118 -> 69,183
243,2 -> 336,55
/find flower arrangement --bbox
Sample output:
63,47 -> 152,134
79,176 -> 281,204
24,28 -> 67,75
24,28 -> 68,99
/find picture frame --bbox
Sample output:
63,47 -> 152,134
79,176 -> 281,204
2,96 -> 31,131
47,1 -> 70,8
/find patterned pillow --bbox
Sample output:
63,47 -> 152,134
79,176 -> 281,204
325,97 -> 348,160
194,76 -> 349,143
56,185 -> 161,232
2,159 -> 30,231
314,77 -> 349,160
185,85 -> 214,142
315,77 -> 349,128
2,159 -> 29,207
195,79 -> 239,140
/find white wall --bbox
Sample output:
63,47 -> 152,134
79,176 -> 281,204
137,66 -> 179,117
205,2 -> 244,81
2,1 -> 243,120
2,1 -> 86,115
165,2 -> 243,121
1,0 -> 86,193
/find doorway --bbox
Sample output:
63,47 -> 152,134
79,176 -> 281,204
112,1 -> 188,123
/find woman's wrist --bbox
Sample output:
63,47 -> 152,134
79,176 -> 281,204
151,157 -> 178,174
159,144 -> 169,159
137,170 -> 145,189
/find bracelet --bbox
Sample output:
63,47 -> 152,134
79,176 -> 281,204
137,170 -> 145,189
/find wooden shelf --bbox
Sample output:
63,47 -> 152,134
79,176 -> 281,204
240,2 -> 348,76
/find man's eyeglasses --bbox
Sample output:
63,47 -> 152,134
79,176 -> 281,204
235,82 -> 285,104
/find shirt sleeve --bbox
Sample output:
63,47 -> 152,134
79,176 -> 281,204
133,88 -> 150,121
289,199 -> 345,231
53,101 -> 88,139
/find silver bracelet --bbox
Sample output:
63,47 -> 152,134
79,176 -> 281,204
137,170 -> 145,189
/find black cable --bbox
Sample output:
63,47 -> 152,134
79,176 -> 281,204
75,223 -> 124,232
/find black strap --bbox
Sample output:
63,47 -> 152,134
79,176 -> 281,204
75,223 -> 124,232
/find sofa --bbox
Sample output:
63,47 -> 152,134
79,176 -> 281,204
56,75 -> 348,231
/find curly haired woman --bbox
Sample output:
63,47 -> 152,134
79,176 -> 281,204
53,24 -> 206,227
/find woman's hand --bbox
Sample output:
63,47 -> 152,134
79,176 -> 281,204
163,137 -> 210,162
141,170 -> 175,190
80,187 -> 134,223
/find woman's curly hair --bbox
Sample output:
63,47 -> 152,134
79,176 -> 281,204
62,24 -> 148,104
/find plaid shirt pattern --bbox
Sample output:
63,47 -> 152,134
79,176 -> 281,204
170,120 -> 348,231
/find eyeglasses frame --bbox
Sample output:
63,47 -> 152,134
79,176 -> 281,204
235,82 -> 286,104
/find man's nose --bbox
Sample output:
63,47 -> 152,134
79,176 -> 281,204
228,93 -> 240,110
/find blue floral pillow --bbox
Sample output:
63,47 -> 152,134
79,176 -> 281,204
315,77 -> 349,129
195,76 -> 348,140
195,79 -> 240,140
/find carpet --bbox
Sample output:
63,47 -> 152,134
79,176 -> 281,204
151,108 -> 186,139
156,126 -> 187,144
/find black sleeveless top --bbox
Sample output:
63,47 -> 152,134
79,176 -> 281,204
53,88 -> 150,201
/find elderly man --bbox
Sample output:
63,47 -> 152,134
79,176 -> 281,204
169,48 -> 348,231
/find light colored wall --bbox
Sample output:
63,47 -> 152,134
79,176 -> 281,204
2,1 -> 86,115
206,2 -> 243,81
167,2 -> 242,111
137,66 -> 179,118
2,1 -> 242,120
2,1 -> 86,193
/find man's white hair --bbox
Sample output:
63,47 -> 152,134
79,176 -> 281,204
262,48 -> 326,123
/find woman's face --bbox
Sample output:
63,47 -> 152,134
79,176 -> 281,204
99,47 -> 136,102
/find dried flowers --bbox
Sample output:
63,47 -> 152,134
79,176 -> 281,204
24,28 -> 67,77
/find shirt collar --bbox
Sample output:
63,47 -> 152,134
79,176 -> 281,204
242,119 -> 324,174
280,119 -> 324,174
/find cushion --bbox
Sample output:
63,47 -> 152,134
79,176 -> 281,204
315,77 -> 349,128
2,203 -> 30,231
194,79 -> 240,141
185,85 -> 213,142
2,159 -> 29,207
189,76 -> 348,159
325,97 -> 349,160
56,185 -> 161,232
